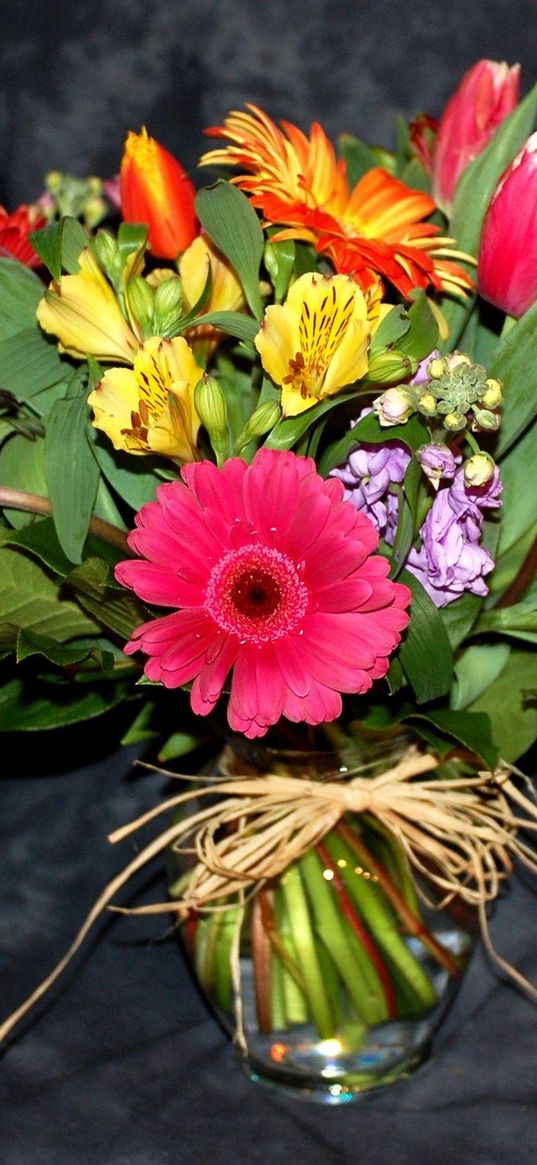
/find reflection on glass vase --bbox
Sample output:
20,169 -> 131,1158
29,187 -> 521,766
170,734 -> 475,1103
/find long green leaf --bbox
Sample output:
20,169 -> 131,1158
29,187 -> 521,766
45,394 -> 100,563
492,305 -> 537,457
0,676 -> 134,731
0,260 -> 43,342
469,648 -> 537,762
0,327 -> 66,398
187,310 -> 259,344
29,216 -> 87,280
398,570 -> 454,704
196,183 -> 264,319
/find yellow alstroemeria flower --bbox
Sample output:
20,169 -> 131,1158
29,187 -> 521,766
88,335 -> 204,462
37,248 -> 140,364
255,272 -> 384,417
179,234 -> 245,363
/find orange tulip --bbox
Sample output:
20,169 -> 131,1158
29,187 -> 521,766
120,128 -> 198,259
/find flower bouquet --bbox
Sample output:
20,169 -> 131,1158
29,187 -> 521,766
2,59 -> 537,1100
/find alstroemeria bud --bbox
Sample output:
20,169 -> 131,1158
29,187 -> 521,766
366,349 -> 413,385
93,229 -> 119,280
478,133 -> 537,317
432,60 -> 520,213
195,375 -> 228,465
127,277 -> 155,337
235,401 -> 281,451
120,128 -> 198,259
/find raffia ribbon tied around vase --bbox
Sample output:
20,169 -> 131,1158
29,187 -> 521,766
2,744 -> 537,1047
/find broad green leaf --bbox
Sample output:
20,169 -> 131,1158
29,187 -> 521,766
405,708 -> 498,771
264,236 -> 295,303
441,82 -> 537,348
492,303 -> 537,457
186,309 -> 259,345
0,532 -> 100,643
397,292 -> 439,360
0,259 -> 44,342
439,593 -> 482,650
65,556 -> 144,641
496,419 -> 537,555
3,515 -> 126,577
29,216 -> 87,280
14,627 -> 102,666
398,570 -> 454,704
45,395 -> 100,563
451,642 -> 511,710
0,675 -> 135,731
196,183 -> 264,319
370,305 -> 410,354
0,432 -> 48,528
469,648 -> 537,762
88,430 -> 161,512
0,328 -> 67,399
391,458 -> 421,576
477,595 -> 537,641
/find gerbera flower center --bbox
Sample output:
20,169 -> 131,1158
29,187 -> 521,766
205,544 -> 309,644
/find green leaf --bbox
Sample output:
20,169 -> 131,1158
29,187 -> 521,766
451,642 -> 511,710
441,82 -> 537,348
0,532 -> 100,643
65,556 -> 144,640
477,593 -> 537,641
468,648 -> 537,762
264,236 -> 296,303
0,327 -> 67,400
404,708 -> 498,771
29,216 -> 88,279
186,309 -> 259,345
158,729 -> 211,762
495,419 -> 537,557
0,433 -> 48,528
13,627 -> 101,666
0,259 -> 44,342
196,182 -> 264,319
369,305 -> 410,354
44,394 -> 100,563
397,292 -> 439,360
439,593 -> 482,650
0,676 -> 134,732
492,305 -> 537,457
263,390 -> 357,452
398,570 -> 454,704
88,430 -> 161,512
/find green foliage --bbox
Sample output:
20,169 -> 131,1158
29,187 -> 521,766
44,382 -> 100,563
29,216 -> 88,279
196,182 -> 265,319
398,571 -> 454,704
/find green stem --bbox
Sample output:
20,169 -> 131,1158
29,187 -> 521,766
279,863 -> 335,1039
337,822 -> 462,979
274,887 -> 309,1025
251,892 -> 273,1035
323,833 -> 438,1011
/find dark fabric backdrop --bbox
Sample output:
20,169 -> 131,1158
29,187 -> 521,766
1,2 -> 537,1162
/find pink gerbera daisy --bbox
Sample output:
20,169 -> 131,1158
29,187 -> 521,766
115,449 -> 411,739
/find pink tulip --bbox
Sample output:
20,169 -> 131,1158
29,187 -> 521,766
432,59 -> 520,212
478,132 -> 537,317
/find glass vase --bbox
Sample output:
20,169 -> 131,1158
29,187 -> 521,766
170,733 -> 475,1103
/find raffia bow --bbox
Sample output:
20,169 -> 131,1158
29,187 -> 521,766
2,744 -> 537,1047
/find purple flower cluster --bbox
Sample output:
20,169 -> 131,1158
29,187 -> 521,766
407,467 -> 502,607
332,408 -> 502,608
330,411 -> 410,545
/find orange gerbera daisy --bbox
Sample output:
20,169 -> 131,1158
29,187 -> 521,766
200,105 -> 473,300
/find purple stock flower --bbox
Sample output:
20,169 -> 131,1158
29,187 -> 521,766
406,467 -> 502,607
331,409 -> 411,543
417,443 -> 460,490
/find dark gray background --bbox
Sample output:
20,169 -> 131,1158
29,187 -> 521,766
2,2 -> 537,1162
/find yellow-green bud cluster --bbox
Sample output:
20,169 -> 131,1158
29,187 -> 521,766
416,352 -> 502,433
44,171 -> 108,229
124,272 -> 183,340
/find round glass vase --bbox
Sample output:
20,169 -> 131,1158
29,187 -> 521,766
170,733 -> 475,1103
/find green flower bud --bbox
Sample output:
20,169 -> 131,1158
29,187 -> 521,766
373,386 -> 415,426
127,276 -> 155,337
45,170 -> 62,193
235,400 -> 281,451
154,276 -> 183,317
93,230 -> 119,278
194,376 -> 228,437
472,407 -> 500,432
84,196 -> 108,230
366,349 -> 413,385
464,452 -> 496,486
